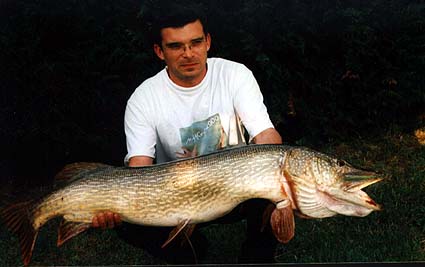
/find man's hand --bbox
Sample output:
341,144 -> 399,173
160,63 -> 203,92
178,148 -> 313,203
176,145 -> 198,158
92,211 -> 122,229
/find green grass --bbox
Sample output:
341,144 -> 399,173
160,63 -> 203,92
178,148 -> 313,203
1,131 -> 425,265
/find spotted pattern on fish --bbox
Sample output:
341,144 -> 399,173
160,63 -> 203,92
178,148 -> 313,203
1,144 -> 382,266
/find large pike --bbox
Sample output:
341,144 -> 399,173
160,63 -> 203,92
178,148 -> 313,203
1,144 -> 382,265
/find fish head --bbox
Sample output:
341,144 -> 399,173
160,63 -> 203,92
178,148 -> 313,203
283,148 -> 383,218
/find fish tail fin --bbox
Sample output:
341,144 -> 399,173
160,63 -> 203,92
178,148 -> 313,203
1,201 -> 38,266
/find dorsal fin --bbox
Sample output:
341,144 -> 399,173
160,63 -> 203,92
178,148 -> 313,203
54,162 -> 111,184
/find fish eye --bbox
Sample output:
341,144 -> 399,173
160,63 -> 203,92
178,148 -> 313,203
336,160 -> 346,167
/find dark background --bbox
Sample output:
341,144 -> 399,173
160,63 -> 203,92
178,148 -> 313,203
1,0 -> 424,188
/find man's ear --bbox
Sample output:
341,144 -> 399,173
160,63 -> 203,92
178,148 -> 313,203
206,33 -> 211,52
153,44 -> 165,60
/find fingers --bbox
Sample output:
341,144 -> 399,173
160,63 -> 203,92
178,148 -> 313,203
191,144 -> 197,157
92,212 -> 106,229
92,214 -> 100,228
113,213 -> 122,226
105,212 -> 115,229
176,147 -> 190,158
92,212 -> 122,229
176,147 -> 197,158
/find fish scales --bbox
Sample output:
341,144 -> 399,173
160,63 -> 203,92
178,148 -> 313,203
1,144 -> 382,266
34,145 -> 284,229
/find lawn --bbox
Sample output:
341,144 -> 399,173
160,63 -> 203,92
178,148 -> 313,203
1,131 -> 424,265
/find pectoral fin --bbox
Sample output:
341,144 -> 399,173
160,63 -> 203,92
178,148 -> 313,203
270,200 -> 295,243
261,202 -> 276,232
57,219 -> 91,246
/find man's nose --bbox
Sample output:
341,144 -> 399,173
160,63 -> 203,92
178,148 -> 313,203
182,44 -> 194,57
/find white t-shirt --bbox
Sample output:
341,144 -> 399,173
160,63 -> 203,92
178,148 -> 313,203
124,57 -> 274,164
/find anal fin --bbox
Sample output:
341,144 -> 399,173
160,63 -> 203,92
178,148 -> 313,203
57,219 -> 91,247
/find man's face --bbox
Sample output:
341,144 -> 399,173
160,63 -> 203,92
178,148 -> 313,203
154,19 -> 211,87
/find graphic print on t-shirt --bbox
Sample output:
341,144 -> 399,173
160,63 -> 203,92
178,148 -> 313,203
179,113 -> 227,156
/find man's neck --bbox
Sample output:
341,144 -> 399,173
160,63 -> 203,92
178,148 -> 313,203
167,63 -> 208,88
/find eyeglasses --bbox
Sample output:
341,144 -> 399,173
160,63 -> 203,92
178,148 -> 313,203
163,37 -> 206,53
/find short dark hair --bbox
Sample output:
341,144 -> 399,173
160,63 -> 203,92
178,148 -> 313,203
143,3 -> 208,46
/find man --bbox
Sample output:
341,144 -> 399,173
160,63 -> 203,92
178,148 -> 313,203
93,5 -> 282,263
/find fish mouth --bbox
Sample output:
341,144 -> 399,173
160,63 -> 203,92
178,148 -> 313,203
339,170 -> 383,212
321,170 -> 383,217
343,170 -> 384,193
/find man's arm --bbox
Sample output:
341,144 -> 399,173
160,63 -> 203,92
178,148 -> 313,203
92,156 -> 154,228
251,128 -> 282,145
128,156 -> 154,167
